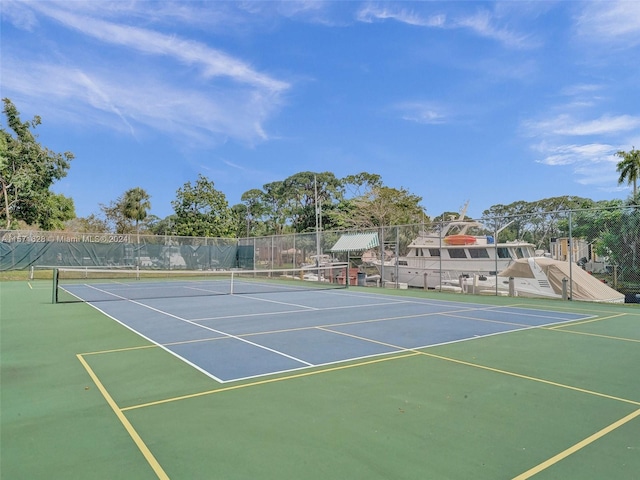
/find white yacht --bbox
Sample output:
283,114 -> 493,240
369,216 -> 538,290
365,210 -> 624,303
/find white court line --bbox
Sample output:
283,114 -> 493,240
442,308 -> 594,324
78,284 -> 314,372
76,283 -> 589,329
187,299 -> 588,328
75,284 -> 592,384
130,299 -> 314,366
189,299 -> 438,322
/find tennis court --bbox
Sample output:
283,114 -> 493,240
2,273 -> 639,479
60,272 -> 591,383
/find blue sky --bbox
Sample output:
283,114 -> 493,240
2,1 -> 640,221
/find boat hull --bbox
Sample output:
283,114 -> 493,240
375,261 -> 509,289
373,260 -> 625,303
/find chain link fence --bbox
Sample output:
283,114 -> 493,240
2,205 -> 639,301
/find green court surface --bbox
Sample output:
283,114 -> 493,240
1,279 -> 639,479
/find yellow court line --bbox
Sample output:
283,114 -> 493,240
84,315 -> 639,478
80,303 -> 534,357
192,300 -> 595,340
121,321 -> 640,412
548,313 -> 627,329
76,354 -> 170,480
79,300 -> 613,358
80,335 -> 228,356
418,350 -> 640,407
548,328 -> 640,343
315,326 -> 640,407
121,351 -> 422,411
81,344 -> 159,356
79,309 -> 476,357
507,302 -> 611,315
509,302 -> 640,321
512,407 -> 640,479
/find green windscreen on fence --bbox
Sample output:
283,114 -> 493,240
0,236 -> 244,271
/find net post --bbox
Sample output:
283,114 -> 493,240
230,270 -> 234,295
52,268 -> 59,304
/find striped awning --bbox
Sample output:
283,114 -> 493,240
330,233 -> 379,252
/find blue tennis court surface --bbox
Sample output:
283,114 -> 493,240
79,287 -> 591,383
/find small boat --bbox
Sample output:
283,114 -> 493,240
444,235 -> 477,246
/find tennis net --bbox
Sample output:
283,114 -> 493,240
52,264 -> 351,303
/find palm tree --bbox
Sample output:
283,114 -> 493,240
616,147 -> 640,197
123,187 -> 151,238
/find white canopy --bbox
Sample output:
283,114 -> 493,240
330,233 -> 379,253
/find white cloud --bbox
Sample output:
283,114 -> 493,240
393,101 -> 449,125
555,84 -> 605,109
3,55 -> 277,145
521,87 -> 638,165
1,0 -> 39,30
356,3 -> 536,49
533,142 -> 621,189
560,83 -> 603,96
356,4 -> 445,27
523,102 -> 639,191
2,2 -> 290,146
576,1 -> 640,47
29,3 -> 289,93
453,10 -> 537,49
534,142 -> 616,166
524,114 -> 640,137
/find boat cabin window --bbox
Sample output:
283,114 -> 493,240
469,249 -> 490,259
448,249 -> 467,259
399,260 -> 408,266
497,247 -> 511,259
429,249 -> 440,257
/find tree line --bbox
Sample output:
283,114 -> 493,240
2,98 -> 640,240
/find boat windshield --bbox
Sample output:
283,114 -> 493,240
497,246 -> 536,260
515,247 -> 534,258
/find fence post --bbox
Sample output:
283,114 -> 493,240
568,211 -> 573,301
